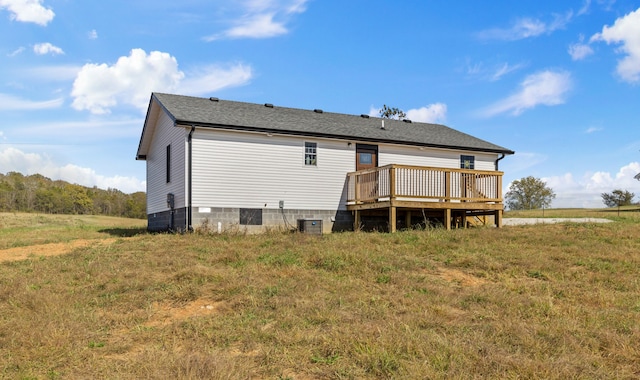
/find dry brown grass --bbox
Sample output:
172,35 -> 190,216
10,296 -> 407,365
1,213 -> 639,379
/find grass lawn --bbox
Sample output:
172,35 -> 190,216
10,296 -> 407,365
0,211 -> 639,379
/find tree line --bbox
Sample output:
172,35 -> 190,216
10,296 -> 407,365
0,172 -> 146,219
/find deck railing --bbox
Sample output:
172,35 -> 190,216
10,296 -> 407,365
347,164 -> 503,205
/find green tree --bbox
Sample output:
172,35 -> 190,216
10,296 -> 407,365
0,171 -> 146,218
505,176 -> 556,210
125,192 -> 147,219
378,105 -> 406,120
601,189 -> 635,208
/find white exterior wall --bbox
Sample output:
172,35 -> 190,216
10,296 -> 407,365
146,111 -> 188,214
191,129 -> 355,211
379,144 -> 498,171
190,129 -> 501,212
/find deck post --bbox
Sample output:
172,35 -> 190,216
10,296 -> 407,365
461,212 -> 467,229
444,171 -> 451,201
389,206 -> 397,233
389,165 -> 396,199
405,210 -> 411,230
354,210 -> 361,231
444,208 -> 451,230
389,165 -> 397,233
495,209 -> 502,228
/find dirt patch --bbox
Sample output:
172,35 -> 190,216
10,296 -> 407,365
438,268 -> 487,287
0,238 -> 118,263
145,299 -> 228,328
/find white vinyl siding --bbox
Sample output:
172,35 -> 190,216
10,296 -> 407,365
147,106 -> 501,216
379,145 -> 497,171
146,111 -> 187,214
191,130 -> 354,211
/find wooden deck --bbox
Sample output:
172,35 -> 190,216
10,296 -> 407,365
346,164 -> 504,232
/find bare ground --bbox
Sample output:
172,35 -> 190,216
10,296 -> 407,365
0,238 -> 118,263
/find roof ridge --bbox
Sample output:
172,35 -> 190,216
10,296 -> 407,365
149,92 -> 514,155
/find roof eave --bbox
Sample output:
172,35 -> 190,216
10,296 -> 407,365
176,121 -> 515,155
136,94 -> 177,158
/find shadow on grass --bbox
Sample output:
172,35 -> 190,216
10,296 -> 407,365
98,227 -> 148,237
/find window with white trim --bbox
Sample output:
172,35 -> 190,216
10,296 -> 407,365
304,142 -> 317,166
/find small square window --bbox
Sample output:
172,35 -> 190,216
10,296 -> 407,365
359,153 -> 373,165
305,142 -> 317,166
460,155 -> 475,170
240,208 -> 262,225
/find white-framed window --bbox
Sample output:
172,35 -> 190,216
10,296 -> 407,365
460,155 -> 475,170
304,142 -> 317,166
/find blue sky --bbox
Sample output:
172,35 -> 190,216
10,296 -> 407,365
1,0 -> 639,208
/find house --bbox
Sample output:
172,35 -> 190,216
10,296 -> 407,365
136,93 -> 514,233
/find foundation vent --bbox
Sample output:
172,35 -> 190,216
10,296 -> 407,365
298,219 -> 322,235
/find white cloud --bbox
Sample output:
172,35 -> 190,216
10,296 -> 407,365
222,13 -> 287,39
568,42 -> 594,60
482,70 -> 572,117
367,103 -> 447,123
464,59 -> 525,81
406,103 -> 447,123
465,60 -> 482,76
7,46 -> 25,57
578,0 -> 591,16
585,126 -> 602,134
0,0 -> 54,26
568,34 -> 594,60
0,147 -> 145,193
488,18 -> 547,40
491,62 -> 525,81
544,162 -> 640,208
70,49 -> 253,114
22,64 -> 80,82
204,0 -> 308,41
33,42 -> 63,55
478,12 -> 572,41
88,29 -> 98,39
0,93 -> 63,110
178,63 -> 253,95
591,7 -> 640,83
71,49 -> 184,114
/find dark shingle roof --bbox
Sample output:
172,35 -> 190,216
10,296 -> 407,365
151,92 -> 514,155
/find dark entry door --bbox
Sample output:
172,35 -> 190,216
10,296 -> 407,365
356,144 -> 378,171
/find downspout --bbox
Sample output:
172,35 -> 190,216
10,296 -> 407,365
187,125 -> 196,232
494,153 -> 506,171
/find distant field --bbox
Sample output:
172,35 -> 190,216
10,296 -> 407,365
504,205 -> 640,221
1,211 -> 639,379
0,212 -> 146,251
0,212 -> 147,229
